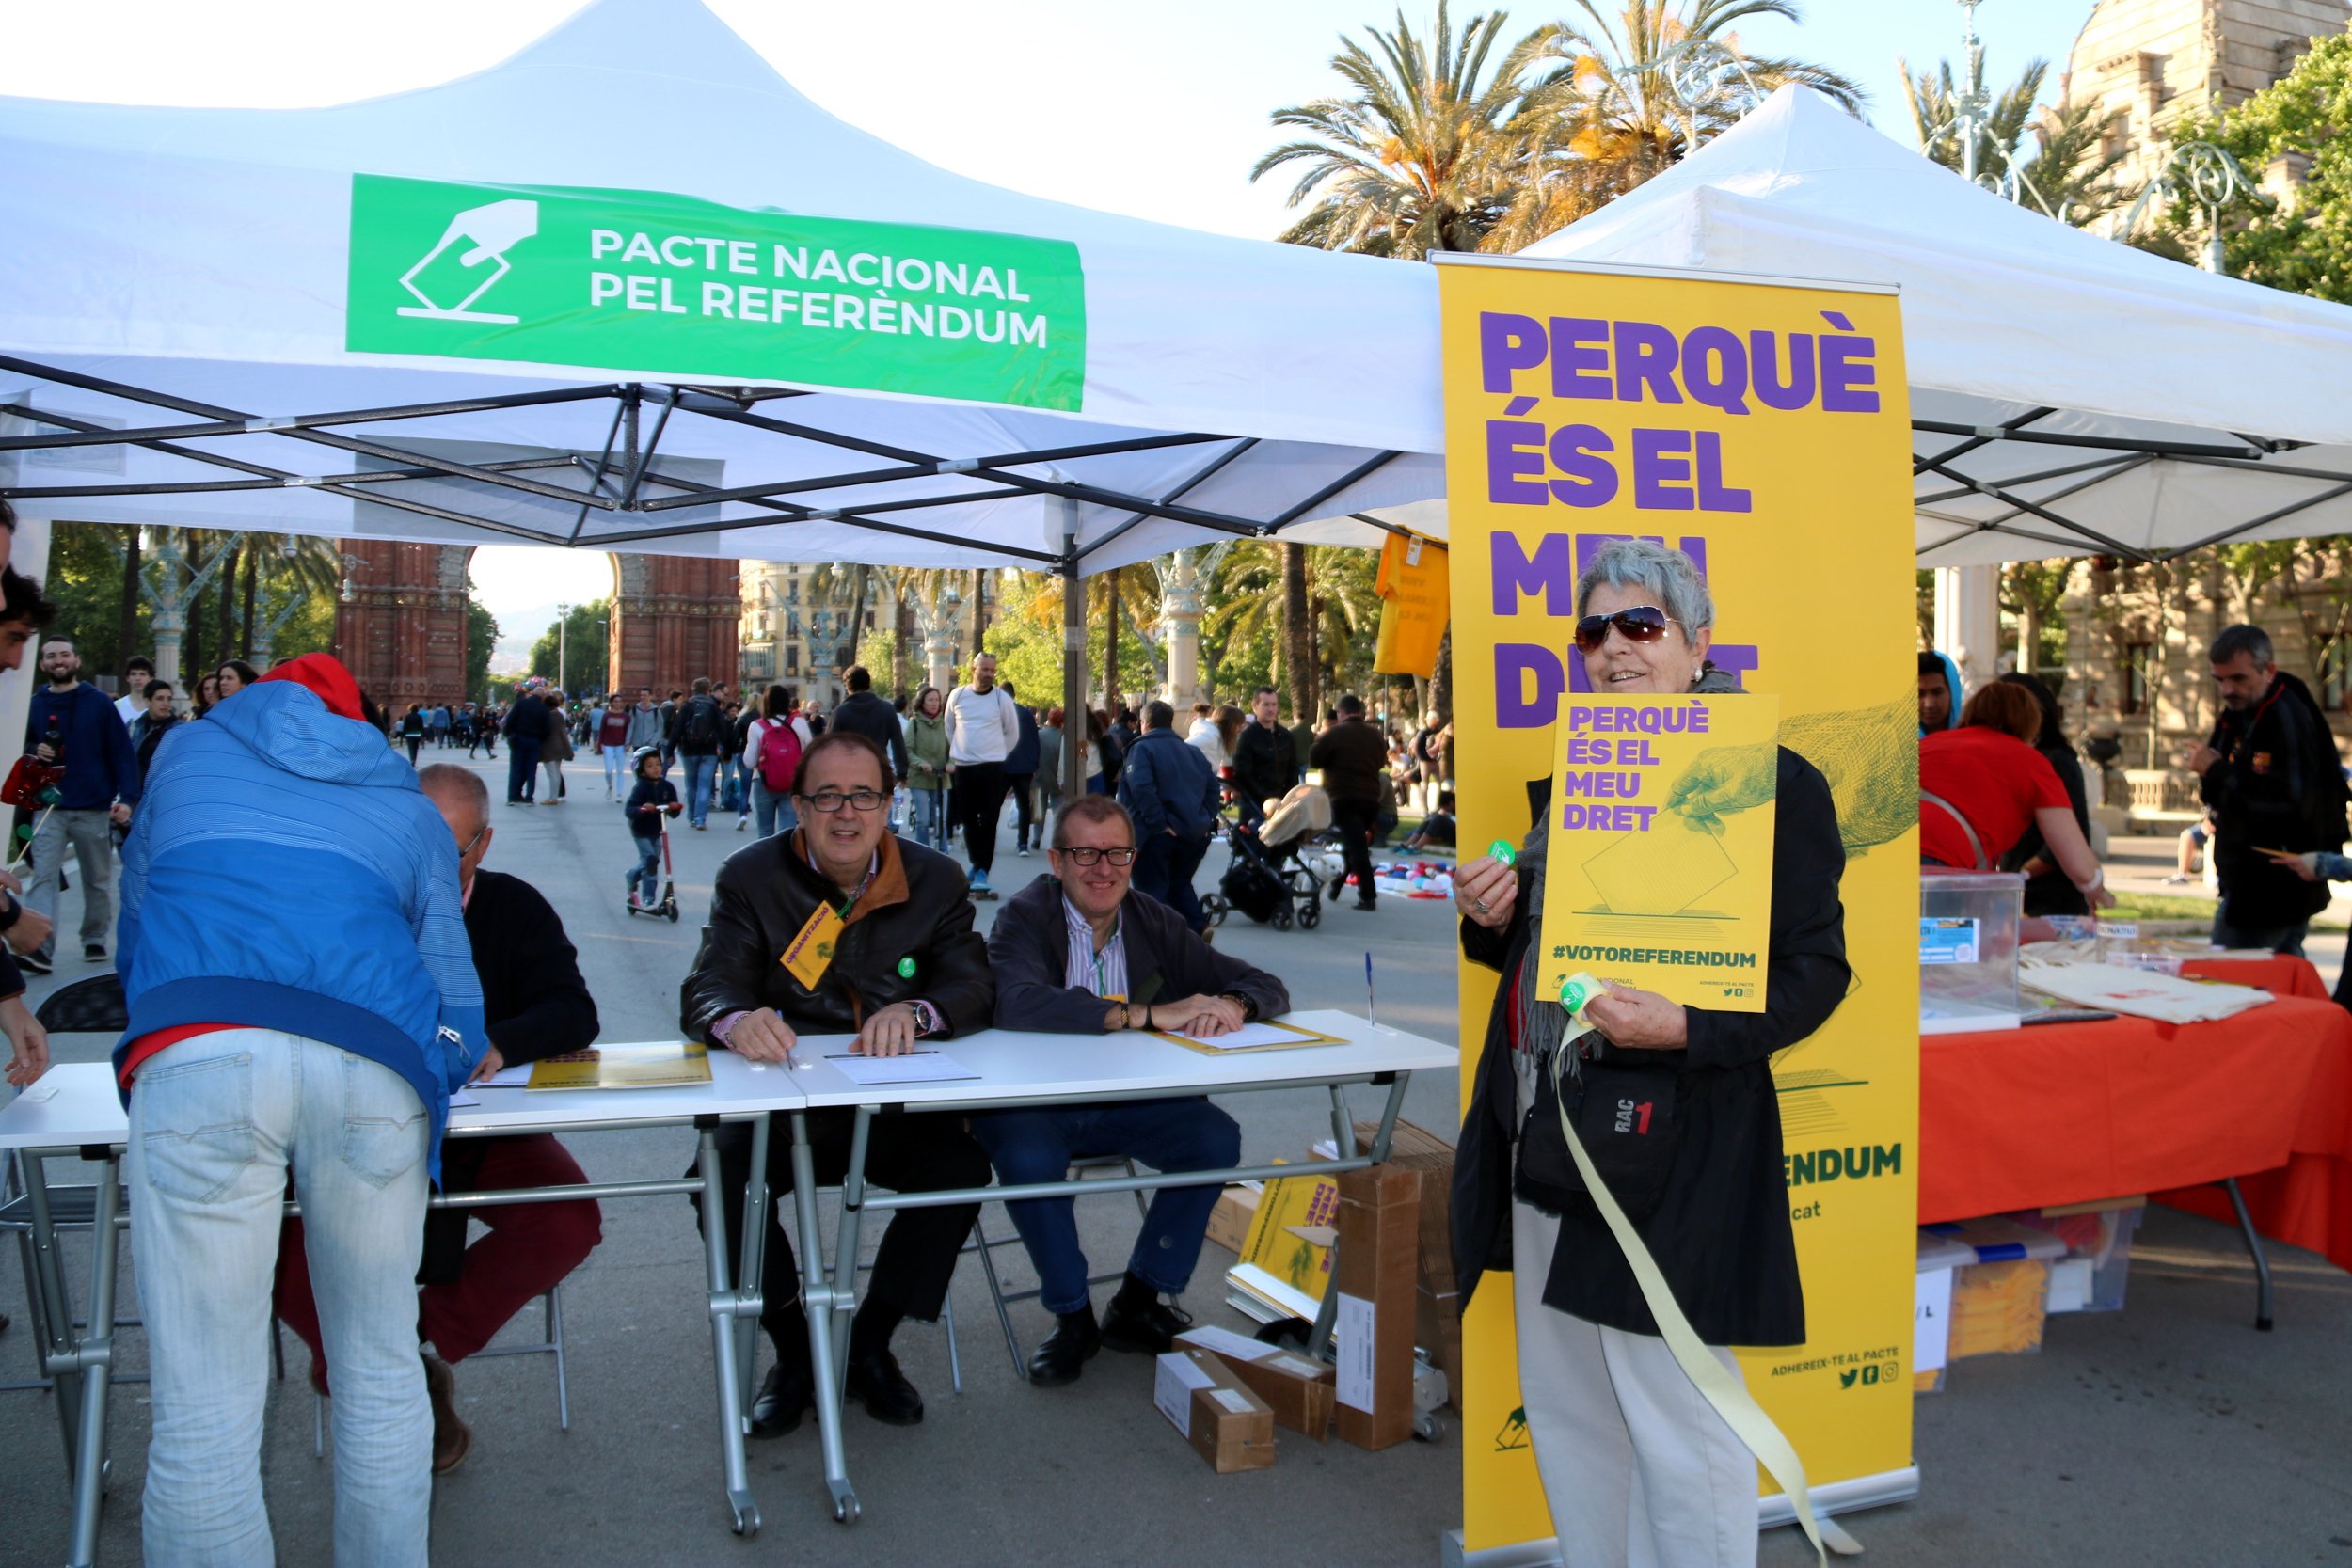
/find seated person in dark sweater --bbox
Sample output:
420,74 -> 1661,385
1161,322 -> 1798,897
978,795 -> 1290,1386
275,764 -> 602,1475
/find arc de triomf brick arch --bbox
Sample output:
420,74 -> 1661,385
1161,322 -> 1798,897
332,540 -> 739,707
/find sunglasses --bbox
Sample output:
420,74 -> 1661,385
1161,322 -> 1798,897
1572,605 -> 1680,652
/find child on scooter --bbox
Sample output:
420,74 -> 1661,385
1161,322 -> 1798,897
624,746 -> 681,907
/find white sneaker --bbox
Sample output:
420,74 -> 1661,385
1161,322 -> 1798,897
737,816 -> 749,832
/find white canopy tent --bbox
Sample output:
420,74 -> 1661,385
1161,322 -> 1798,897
1322,87 -> 2352,570
0,0 -> 1446,577
1523,86 -> 2352,568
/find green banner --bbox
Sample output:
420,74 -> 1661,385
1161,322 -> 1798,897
345,174 -> 1087,411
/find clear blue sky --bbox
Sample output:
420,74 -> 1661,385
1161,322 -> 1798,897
1,0 -> 2096,642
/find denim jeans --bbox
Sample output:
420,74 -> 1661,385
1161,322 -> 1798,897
750,779 -> 796,839
680,752 -> 717,828
601,743 -> 628,793
128,1029 -> 431,1568
506,736 -> 542,802
1133,832 -> 1211,933
628,834 -> 662,902
910,786 -> 946,847
969,1098 -> 1241,1315
26,806 -> 114,960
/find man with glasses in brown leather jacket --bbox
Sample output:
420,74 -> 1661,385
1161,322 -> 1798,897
682,731 -> 994,1436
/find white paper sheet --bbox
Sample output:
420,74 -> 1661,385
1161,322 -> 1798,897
447,1089 -> 482,1109
1155,1351 -> 1214,1436
1163,1021 -> 1327,1052
478,1063 -> 533,1087
1334,1292 -> 1376,1413
820,1051 -> 980,1086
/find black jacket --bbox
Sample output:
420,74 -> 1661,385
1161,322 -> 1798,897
2200,671 -> 2347,930
1006,704 -> 1041,776
830,690 -> 911,781
463,868 -> 600,1069
987,874 -> 1289,1033
425,867 -> 600,1278
505,694 -> 549,745
2003,743 -> 2090,917
1232,719 -> 1297,809
674,694 -> 726,757
1118,727 -> 1220,839
1452,751 -> 1849,1347
1310,716 -> 1386,803
681,830 -> 993,1042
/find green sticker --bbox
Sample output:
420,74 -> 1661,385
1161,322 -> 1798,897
1559,973 -> 1599,1016
897,956 -> 917,979
1488,839 -> 1517,867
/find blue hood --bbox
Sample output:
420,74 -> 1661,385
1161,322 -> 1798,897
1923,649 -> 1963,736
204,680 -> 421,789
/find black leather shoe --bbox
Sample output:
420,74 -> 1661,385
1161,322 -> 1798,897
845,1348 -> 925,1425
1026,1312 -> 1103,1386
748,1361 -> 814,1439
1101,1293 -> 1193,1354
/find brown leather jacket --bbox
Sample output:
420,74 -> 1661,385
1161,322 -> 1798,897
679,829 -> 993,1043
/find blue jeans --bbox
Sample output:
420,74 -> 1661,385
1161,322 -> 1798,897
602,743 -> 628,793
680,752 -> 716,828
910,786 -> 946,847
506,736 -> 542,802
970,1098 -> 1241,1315
128,1029 -> 431,1568
628,834 -> 661,902
750,779 -> 796,839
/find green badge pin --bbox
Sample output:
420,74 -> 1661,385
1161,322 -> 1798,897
1488,839 -> 1517,867
897,956 -> 917,979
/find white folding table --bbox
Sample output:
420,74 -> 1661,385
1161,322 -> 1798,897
0,1049 -> 804,1566
773,1007 -> 1457,1526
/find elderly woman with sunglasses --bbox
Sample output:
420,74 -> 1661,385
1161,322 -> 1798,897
1449,538 -> 1851,1568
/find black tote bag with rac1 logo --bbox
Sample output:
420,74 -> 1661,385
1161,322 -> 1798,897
1516,1048 -> 1683,1221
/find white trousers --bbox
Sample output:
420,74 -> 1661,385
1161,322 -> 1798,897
1510,1046 -> 1757,1568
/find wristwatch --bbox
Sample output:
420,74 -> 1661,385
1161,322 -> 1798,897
1219,991 -> 1258,1022
909,999 -> 945,1037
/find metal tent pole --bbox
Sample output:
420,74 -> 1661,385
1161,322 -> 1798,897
1061,499 -> 1086,803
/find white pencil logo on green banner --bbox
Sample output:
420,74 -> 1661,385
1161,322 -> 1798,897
396,198 -> 539,323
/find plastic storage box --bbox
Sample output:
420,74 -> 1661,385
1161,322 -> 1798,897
1919,869 -> 2025,1034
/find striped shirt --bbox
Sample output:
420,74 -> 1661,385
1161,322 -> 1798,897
1063,896 -> 1128,1000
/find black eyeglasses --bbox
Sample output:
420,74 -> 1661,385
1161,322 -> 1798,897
1572,605 -> 1680,652
1056,846 -> 1137,867
798,787 -> 890,814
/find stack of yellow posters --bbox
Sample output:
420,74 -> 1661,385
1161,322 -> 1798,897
527,1042 -> 713,1091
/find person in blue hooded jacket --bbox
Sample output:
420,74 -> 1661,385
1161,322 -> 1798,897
115,652 -> 484,1568
1918,648 -> 1963,737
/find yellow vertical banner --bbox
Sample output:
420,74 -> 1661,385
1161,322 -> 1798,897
1440,256 -> 1921,1557
1374,530 -> 1452,678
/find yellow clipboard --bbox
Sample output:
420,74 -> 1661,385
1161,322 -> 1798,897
1151,1019 -> 1344,1054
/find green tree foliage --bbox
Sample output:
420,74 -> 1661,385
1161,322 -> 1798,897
854,627 -> 901,690
40,525 -> 148,680
465,591 -> 500,704
528,596 -> 609,695
2156,33 -> 2352,300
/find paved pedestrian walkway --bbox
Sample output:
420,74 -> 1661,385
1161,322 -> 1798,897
1,750 -> 2344,1564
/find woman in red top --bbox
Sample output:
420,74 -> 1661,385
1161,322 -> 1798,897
1921,682 -> 2113,907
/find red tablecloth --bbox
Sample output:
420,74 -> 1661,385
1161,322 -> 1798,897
2182,953 -> 2331,999
1920,956 -> 2352,1275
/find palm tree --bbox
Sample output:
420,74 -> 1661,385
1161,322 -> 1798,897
1901,55 -> 2130,226
1491,2 -> 1865,249
1252,3 -> 1557,259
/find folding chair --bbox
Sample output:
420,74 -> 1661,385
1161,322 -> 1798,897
309,1282 -> 571,1459
968,1155 -> 1151,1380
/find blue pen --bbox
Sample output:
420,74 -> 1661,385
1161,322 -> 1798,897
1365,951 -> 1376,1027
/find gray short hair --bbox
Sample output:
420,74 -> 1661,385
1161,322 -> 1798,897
1573,540 -> 1713,635
417,763 -> 490,828
2209,624 -> 2274,668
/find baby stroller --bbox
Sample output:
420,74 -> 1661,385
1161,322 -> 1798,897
1203,784 -> 1333,931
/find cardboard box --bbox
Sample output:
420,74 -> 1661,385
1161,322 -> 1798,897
1175,1324 -> 1336,1439
1332,1164 -> 1420,1450
1311,1119 -> 1460,1409
1154,1349 -> 1276,1473
1206,1183 -> 1262,1256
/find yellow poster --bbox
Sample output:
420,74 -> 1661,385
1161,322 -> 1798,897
1373,529 -> 1450,677
1537,693 -> 1777,1013
528,1041 -> 714,1091
1439,255 -> 1921,1556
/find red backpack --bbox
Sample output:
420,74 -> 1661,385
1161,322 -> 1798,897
756,718 -> 803,794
